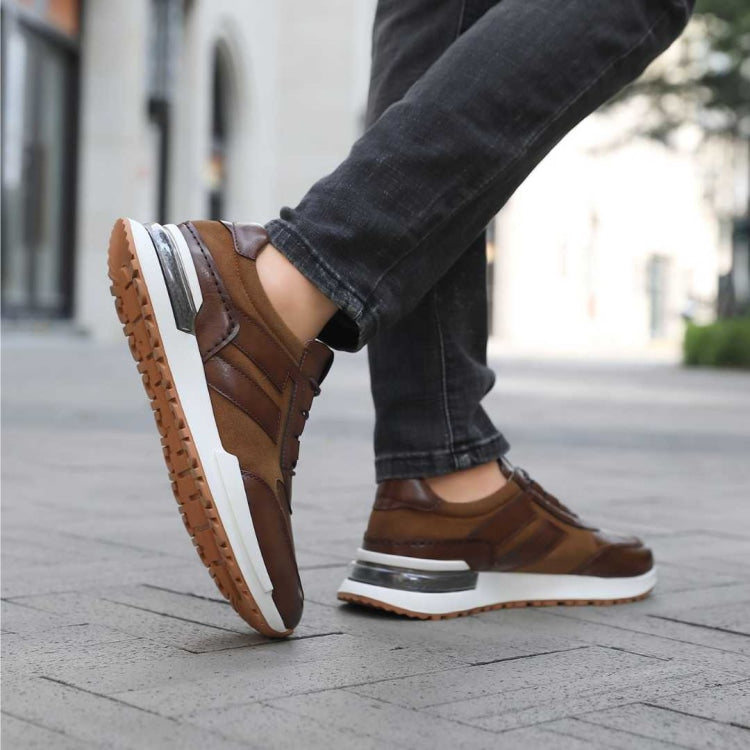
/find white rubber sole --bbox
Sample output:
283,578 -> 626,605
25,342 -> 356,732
128,219 -> 286,634
337,548 -> 657,618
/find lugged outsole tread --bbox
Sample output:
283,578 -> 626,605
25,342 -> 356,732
337,588 -> 653,620
107,219 -> 289,638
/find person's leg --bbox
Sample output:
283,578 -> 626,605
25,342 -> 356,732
111,0 -> 694,633
362,0 -> 509,501
264,0 -> 694,355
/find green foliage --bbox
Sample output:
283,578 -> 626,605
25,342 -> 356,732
684,317 -> 750,367
614,0 -> 750,140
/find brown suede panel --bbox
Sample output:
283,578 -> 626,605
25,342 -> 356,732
362,476 -> 653,577
205,356 -> 281,443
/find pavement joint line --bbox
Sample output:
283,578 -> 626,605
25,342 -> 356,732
647,614 -> 750,639
568,707 -> 697,748
156,661 -> 473,716
141,582 -> 230,605
0,710 -> 86,745
248,698 -> 406,747
35,676 -> 251,746
639,701 -> 750,731
203,632 -> 347,654
595,643 -> 673,662
534,609 -> 750,663
39,675 -> 180,720
56,530 -> 182,557
542,718 -> 690,749
468,645 -> 587,667
98,597 -> 252,637
269,690 -> 505,744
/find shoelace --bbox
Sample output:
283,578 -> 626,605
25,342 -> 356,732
508,464 -> 581,521
289,376 -> 322,477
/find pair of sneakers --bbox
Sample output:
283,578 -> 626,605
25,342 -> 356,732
108,218 -> 655,637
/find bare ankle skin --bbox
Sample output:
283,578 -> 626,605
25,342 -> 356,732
256,243 -> 338,343
425,460 -> 507,503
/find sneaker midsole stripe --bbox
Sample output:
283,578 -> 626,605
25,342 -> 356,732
348,561 -> 478,593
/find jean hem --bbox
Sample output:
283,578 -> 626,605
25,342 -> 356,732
374,432 -> 511,482
265,219 -> 374,352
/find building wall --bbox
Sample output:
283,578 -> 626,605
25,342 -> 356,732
492,114 -> 723,356
74,0 -> 375,340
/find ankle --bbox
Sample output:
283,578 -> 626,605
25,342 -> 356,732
425,460 -> 507,503
256,243 -> 338,343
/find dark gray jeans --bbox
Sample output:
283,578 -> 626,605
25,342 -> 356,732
266,0 -> 694,481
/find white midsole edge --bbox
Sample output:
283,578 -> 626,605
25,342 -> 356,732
338,551 -> 657,615
356,547 -> 470,571
129,219 -> 285,633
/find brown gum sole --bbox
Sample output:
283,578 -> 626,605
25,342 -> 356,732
107,218 -> 291,639
337,588 -> 653,621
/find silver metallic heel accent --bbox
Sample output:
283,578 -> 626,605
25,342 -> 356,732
145,222 -> 197,333
347,560 -> 478,593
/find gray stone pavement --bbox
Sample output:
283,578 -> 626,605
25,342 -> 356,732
2,334 -> 750,749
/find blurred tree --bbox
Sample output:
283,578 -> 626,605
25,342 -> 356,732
611,0 -> 750,318
614,0 -> 749,144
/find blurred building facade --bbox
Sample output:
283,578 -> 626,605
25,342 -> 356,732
1,0 -> 374,339
490,115 -> 729,356
2,0 -> 728,355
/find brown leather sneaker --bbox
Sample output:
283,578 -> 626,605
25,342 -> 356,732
108,218 -> 332,637
338,459 -> 655,619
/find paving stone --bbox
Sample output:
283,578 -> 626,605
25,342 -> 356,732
3,340 -> 749,746
183,701 -> 384,750
650,600 -> 750,637
0,556 -> 190,599
0,713 -> 97,750
2,624 -> 146,676
35,631 -> 440,699
351,646 -> 658,710
10,592 -> 265,653
2,678 -> 251,750
649,679 -> 750,727
505,608 -> 750,671
1,600 -> 88,635
576,703 -> 750,749
539,717 -> 693,749
444,667 -> 737,732
116,643 -> 463,717
268,690 -> 501,749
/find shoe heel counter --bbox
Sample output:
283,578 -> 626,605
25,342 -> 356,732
363,479 -> 442,552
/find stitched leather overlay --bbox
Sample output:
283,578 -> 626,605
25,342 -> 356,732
222,221 -> 270,260
490,520 -> 566,571
242,471 -> 303,628
374,478 -> 442,511
232,312 -> 290,392
180,223 -> 239,360
468,495 -> 537,548
204,356 -> 281,443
